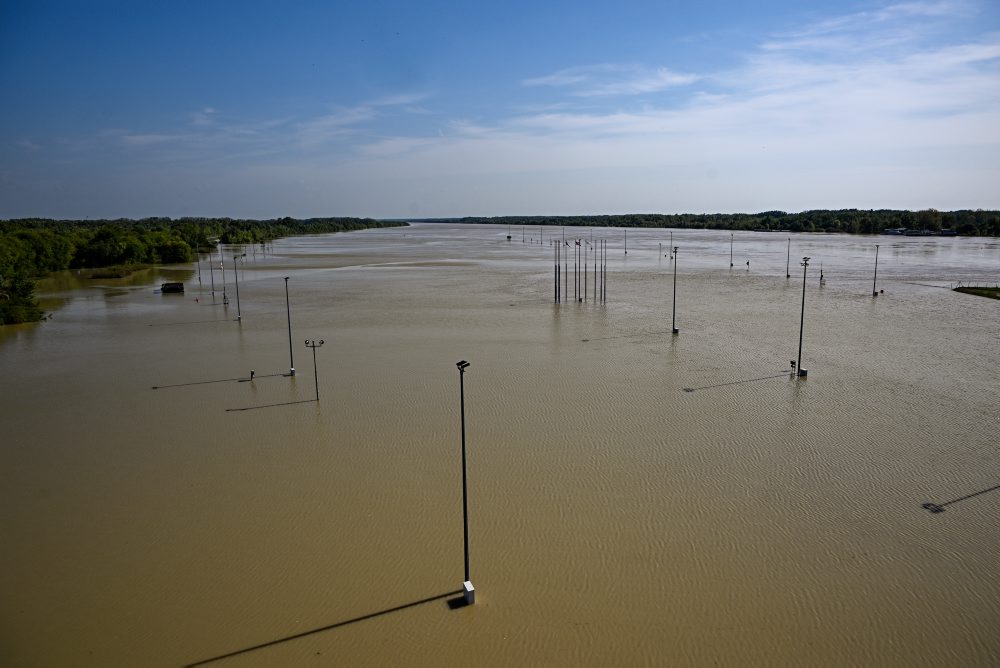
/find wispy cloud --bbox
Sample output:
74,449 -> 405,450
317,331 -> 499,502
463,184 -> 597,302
523,64 -> 698,96
96,92 -> 433,159
315,1 -> 999,213
15,138 -> 41,151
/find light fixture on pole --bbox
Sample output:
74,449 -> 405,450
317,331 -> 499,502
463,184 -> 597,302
232,253 -> 245,321
796,257 -> 810,377
284,277 -> 295,376
209,245 -> 216,295
456,360 -> 475,606
671,246 -> 679,335
305,339 -> 324,401
219,244 -> 228,305
872,244 -> 880,297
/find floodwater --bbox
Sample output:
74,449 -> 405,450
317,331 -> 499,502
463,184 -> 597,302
1,223 -> 998,667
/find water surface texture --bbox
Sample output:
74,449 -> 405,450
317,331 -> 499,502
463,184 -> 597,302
2,224 -> 998,666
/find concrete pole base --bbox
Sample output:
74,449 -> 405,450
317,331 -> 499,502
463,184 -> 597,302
289,368 -> 296,376
797,368 -> 808,377
672,328 -> 679,335
463,581 -> 476,605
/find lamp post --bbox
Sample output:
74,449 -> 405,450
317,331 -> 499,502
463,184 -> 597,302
284,277 -> 295,376
786,238 -> 791,278
797,257 -> 810,377
624,228 -> 627,255
209,247 -> 216,295
305,339 -> 324,401
232,253 -> 245,321
730,233 -> 734,267
219,244 -> 228,305
671,246 -> 679,335
872,244 -> 880,297
456,360 -> 475,605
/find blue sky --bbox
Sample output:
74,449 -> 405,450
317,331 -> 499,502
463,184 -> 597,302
1,0 -> 998,219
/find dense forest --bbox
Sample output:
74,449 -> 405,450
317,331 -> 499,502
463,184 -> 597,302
0,217 -> 406,324
431,209 -> 1000,236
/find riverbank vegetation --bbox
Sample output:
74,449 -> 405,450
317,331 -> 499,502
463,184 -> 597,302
432,209 -> 1000,236
954,286 -> 1000,300
0,217 -> 406,324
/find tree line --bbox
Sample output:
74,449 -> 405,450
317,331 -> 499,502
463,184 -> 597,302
431,209 -> 1000,236
0,217 -> 406,325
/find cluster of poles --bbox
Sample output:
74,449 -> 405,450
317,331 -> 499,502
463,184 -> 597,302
542,231 -> 879,375
195,244 -> 333,400
554,239 -> 607,304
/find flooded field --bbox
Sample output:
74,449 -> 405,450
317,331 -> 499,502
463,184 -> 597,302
1,223 -> 998,666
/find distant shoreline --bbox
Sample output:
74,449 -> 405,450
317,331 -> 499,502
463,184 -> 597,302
407,209 -> 999,237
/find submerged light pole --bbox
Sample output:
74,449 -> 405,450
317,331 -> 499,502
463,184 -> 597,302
730,233 -> 734,268
232,252 -> 245,321
209,246 -> 216,295
872,244 -> 880,297
797,257 -> 810,377
786,238 -> 791,278
456,360 -> 475,605
672,246 -> 679,335
284,277 -> 295,376
305,339 -> 324,401
219,244 -> 228,305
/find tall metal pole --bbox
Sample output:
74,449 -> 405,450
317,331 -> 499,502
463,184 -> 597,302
564,241 -> 568,303
624,228 -> 627,255
872,244 -> 880,297
232,253 -> 244,320
305,339 -> 324,401
456,360 -> 474,604
554,243 -> 559,303
219,245 -> 228,305
797,257 -> 810,376
284,277 -> 295,376
209,248 -> 216,295
197,252 -> 202,285
602,239 -> 607,302
730,233 -> 734,267
672,246 -> 679,334
786,238 -> 791,278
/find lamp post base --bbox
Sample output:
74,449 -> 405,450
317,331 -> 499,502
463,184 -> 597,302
672,328 -> 679,335
797,368 -> 808,377
463,581 -> 475,605
289,368 -> 296,376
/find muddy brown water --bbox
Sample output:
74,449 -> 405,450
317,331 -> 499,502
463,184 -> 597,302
1,224 -> 998,666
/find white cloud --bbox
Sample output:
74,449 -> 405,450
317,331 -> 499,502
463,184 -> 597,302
523,64 -> 698,96
312,3 -> 1000,214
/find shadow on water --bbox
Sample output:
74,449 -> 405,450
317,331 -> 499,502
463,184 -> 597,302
147,319 -> 233,327
922,483 -> 1000,514
682,372 -> 790,393
152,373 -> 287,390
581,329 -> 675,343
225,399 -> 316,412
184,589 -> 464,667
